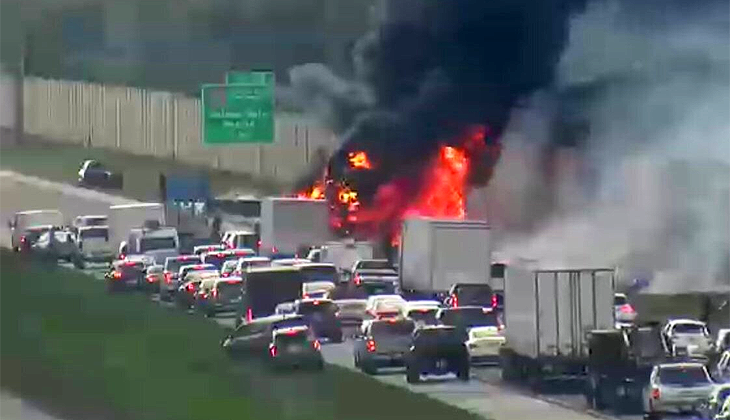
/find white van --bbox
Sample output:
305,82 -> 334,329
9,210 -> 64,250
77,226 -> 113,263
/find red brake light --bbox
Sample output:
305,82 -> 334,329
354,274 -> 361,286
285,329 -> 299,336
186,283 -> 195,292
313,300 -> 320,305
272,246 -> 278,253
269,345 -> 277,357
313,340 -> 321,351
246,307 -> 253,322
164,272 -> 172,284
492,294 -> 498,308
146,275 -> 155,283
226,280 -> 240,285
216,252 -> 225,257
20,235 -> 26,243
194,265 -> 203,269
303,293 -> 310,299
620,304 -> 635,314
124,261 -> 137,266
451,293 -> 459,308
222,272 -> 229,277
118,254 -> 125,260
651,388 -> 660,400
112,271 -> 122,279
211,288 -> 218,298
366,339 -> 376,353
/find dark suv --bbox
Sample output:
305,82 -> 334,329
294,299 -> 343,343
405,325 -> 469,383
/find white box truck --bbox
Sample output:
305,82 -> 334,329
109,203 -> 165,256
398,218 -> 491,296
499,265 -> 616,386
259,197 -> 332,257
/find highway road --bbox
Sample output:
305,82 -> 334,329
0,170 -> 639,420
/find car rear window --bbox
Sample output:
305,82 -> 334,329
298,301 -> 338,316
360,281 -> 396,296
358,260 -> 393,270
440,308 -> 500,328
275,331 -> 309,346
80,228 -> 109,240
140,237 -> 176,252
337,301 -> 366,311
614,295 -> 628,305
299,266 -> 339,283
659,366 -> 710,385
371,320 -> 415,337
218,281 -> 242,297
408,309 -> 438,324
674,323 -> 706,334
415,329 -> 461,346
272,318 -> 308,331
454,284 -> 493,305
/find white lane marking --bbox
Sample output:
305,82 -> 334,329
0,170 -> 138,206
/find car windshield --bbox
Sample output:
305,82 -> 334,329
440,308 -> 500,328
79,228 -> 108,240
674,323 -> 707,334
371,320 -> 415,337
659,366 -> 711,385
614,295 -> 628,305
140,237 -> 176,252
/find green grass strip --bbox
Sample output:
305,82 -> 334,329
0,250 -> 482,420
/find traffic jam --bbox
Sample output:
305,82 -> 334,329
8,197 -> 730,420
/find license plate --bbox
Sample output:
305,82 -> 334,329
230,297 -> 242,303
288,345 -> 302,353
436,359 -> 448,369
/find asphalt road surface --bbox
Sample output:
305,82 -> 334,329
1,169 -> 642,420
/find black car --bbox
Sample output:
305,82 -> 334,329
444,283 -> 494,308
404,325 -> 470,383
105,259 -> 146,292
267,326 -> 324,371
293,299 -> 343,343
354,318 -> 415,374
78,160 -> 123,189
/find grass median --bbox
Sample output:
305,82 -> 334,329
0,250 -> 483,420
0,138 -> 281,201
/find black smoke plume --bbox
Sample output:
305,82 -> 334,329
290,0 -> 588,202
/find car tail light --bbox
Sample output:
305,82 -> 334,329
118,253 -> 125,260
651,388 -> 660,400
313,340 -> 321,351
222,272 -> 229,277
272,246 -> 278,253
146,275 -> 155,283
354,274 -> 361,286
194,264 -> 203,269
246,307 -> 253,322
491,294 -> 498,308
112,271 -> 122,279
450,293 -> 459,308
620,304 -> 635,314
216,252 -> 225,257
124,261 -> 137,266
302,293 -> 310,299
186,283 -> 195,293
211,288 -> 218,299
20,235 -> 26,243
269,345 -> 277,357
366,339 -> 376,353
164,272 -> 172,284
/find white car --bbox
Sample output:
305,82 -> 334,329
8,209 -> 64,251
643,362 -> 716,418
333,299 -> 367,326
662,319 -> 714,357
72,215 -> 108,231
466,325 -> 506,364
365,294 -> 406,316
403,300 -> 441,326
77,226 -> 113,263
302,281 -> 336,299
233,256 -> 271,276
614,292 -> 637,325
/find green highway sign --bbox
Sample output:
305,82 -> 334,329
226,70 -> 274,86
201,72 -> 274,144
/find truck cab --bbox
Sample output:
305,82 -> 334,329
120,226 -> 180,264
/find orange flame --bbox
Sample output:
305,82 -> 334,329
405,145 -> 469,219
348,151 -> 372,170
297,182 -> 325,200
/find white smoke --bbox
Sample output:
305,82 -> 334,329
493,0 -> 730,293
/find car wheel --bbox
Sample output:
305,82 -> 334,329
406,366 -> 420,384
361,361 -> 377,375
457,365 -> 470,381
